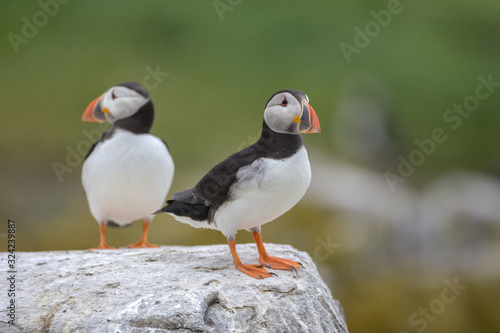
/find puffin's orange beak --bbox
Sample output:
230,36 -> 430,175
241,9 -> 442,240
299,101 -> 321,133
82,95 -> 107,122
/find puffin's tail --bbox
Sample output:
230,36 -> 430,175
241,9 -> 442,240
153,200 -> 209,222
152,200 -> 173,215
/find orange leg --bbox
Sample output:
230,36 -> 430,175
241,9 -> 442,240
91,223 -> 116,250
228,239 -> 275,279
252,231 -> 302,270
127,221 -> 159,248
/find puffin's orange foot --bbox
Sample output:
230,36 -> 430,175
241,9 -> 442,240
90,243 -> 117,250
235,263 -> 277,279
127,241 -> 159,248
259,254 -> 302,271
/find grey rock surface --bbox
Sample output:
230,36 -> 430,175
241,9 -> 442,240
1,244 -> 348,333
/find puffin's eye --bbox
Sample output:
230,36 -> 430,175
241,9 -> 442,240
280,97 -> 288,106
111,91 -> 117,100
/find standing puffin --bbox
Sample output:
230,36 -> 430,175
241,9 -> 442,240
155,89 -> 320,278
81,81 -> 174,249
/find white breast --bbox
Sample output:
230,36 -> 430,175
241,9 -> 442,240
82,129 -> 174,225
215,146 -> 311,238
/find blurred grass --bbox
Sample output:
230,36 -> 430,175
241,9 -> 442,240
1,1 -> 500,332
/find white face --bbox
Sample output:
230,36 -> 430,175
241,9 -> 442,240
100,86 -> 149,123
264,92 -> 308,134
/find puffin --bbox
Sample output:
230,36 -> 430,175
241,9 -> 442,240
154,89 -> 320,278
81,81 -> 174,249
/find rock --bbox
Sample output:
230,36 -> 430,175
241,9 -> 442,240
1,244 -> 348,332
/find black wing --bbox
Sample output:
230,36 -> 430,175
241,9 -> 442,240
193,144 -> 261,207
156,143 -> 263,223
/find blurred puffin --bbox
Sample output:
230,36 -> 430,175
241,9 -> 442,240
155,89 -> 320,278
81,81 -> 174,249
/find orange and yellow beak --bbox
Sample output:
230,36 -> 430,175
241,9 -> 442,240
299,101 -> 321,133
82,94 -> 107,123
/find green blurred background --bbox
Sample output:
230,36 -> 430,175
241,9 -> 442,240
1,1 -> 500,332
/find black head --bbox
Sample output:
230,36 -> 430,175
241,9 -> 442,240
263,89 -> 320,134
82,81 -> 154,133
